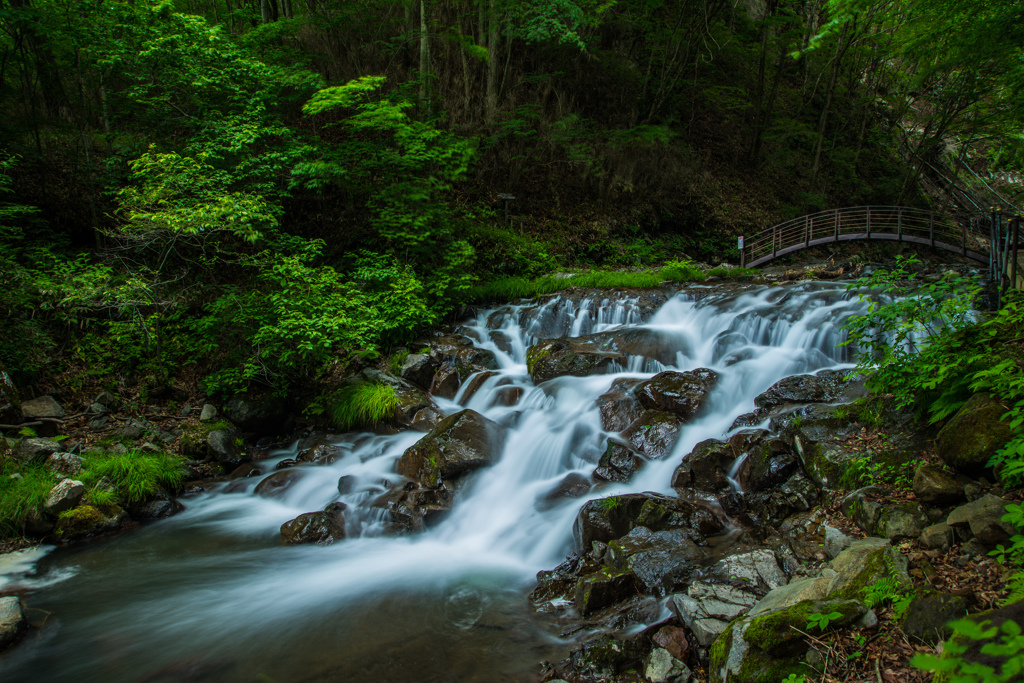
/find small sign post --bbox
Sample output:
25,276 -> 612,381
738,236 -> 745,267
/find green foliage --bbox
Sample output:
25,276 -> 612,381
329,382 -> 399,432
912,618 -> 1024,682
80,449 -> 185,504
806,610 -> 844,632
864,576 -> 913,619
0,461 -> 57,536
597,496 -> 621,511
840,454 -> 913,490
990,504 -> 1024,606
780,675 -> 806,683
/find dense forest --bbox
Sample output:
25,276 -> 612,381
0,0 -> 1021,401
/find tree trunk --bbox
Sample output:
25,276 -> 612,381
419,0 -> 430,114
485,0 -> 498,122
809,21 -> 852,191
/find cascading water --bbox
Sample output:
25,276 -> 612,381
0,281 -> 871,683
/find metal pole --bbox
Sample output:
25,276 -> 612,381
834,209 -> 840,241
897,208 -> 902,242
929,213 -> 935,247
866,207 -> 871,239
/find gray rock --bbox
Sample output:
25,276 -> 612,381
913,464 -> 963,505
45,478 -> 85,514
180,404 -> 191,417
141,442 -> 161,453
88,415 -> 109,430
199,404 -> 217,422
46,452 -> 83,476
936,394 -> 1012,474
207,429 -> 246,468
878,506 -> 927,542
13,437 -> 64,464
947,494 -> 1016,546
840,486 -> 887,535
88,402 -> 107,415
827,537 -> 911,599
824,525 -> 853,559
748,577 -> 831,617
21,395 -> 65,419
645,647 -> 692,683
400,353 -> 436,390
0,596 -> 27,651
634,368 -> 719,422
670,594 -> 731,646
901,592 -> 969,644
687,582 -> 759,620
920,523 -> 954,551
94,391 -> 118,408
128,489 -> 184,519
710,549 -> 787,592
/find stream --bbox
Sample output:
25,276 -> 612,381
0,281 -> 871,683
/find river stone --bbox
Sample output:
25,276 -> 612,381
539,472 -> 593,509
397,409 -> 508,488
280,502 -> 348,545
400,353 -> 436,390
595,377 -> 644,432
228,462 -> 261,479
207,429 -> 246,468
574,567 -> 640,615
645,648 -> 692,683
827,537 -> 911,599
652,625 -> 691,662
222,395 -> 286,434
593,441 -> 644,483
622,411 -> 680,460
296,438 -> 342,466
0,596 -> 27,651
754,370 -> 860,412
877,503 -> 928,542
13,437 -> 64,464
54,503 -> 127,540
573,492 -> 726,551
823,525 -> 853,559
671,438 -> 733,495
46,452 -> 83,476
0,362 -> 21,425
936,393 -> 1012,474
920,522 -> 954,550
913,464 -> 963,504
606,527 -> 707,592
128,488 -> 184,519
21,395 -> 65,420
901,591 -> 969,644
199,404 -> 217,422
946,494 -> 1016,546
429,361 -> 461,399
45,478 -> 85,514
254,469 -> 303,498
526,337 -> 626,383
708,549 -> 787,593
634,369 -> 718,421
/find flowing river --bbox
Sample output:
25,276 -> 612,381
0,281 -> 870,683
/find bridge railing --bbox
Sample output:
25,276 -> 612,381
742,206 -> 985,268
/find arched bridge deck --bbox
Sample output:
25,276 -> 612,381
742,206 -> 989,268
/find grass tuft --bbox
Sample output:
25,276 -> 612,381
0,461 -> 57,536
330,382 -> 400,431
80,449 -> 185,504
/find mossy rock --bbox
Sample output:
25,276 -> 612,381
709,617 -> 814,683
936,393 -> 1013,474
55,503 -> 126,541
827,537 -> 911,600
745,598 -> 867,655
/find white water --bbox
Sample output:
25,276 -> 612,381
0,281 -> 869,683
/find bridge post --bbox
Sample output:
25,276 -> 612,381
897,207 -> 902,242
929,213 -> 935,247
805,216 -> 810,247
1013,217 -> 1020,290
772,225 -> 777,258
866,207 -> 871,239
834,209 -> 840,241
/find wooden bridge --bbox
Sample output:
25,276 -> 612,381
739,206 -> 1023,293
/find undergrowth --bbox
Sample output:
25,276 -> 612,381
329,382 -> 399,431
80,449 -> 185,504
0,460 -> 57,535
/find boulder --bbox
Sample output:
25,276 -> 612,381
573,492 -> 726,551
21,395 -> 65,420
199,404 -> 217,422
207,429 -> 247,469
901,591 -> 968,645
645,648 -> 692,683
936,394 -> 1012,474
748,472 -> 819,526
55,503 -> 127,540
606,527 -> 707,593
539,473 -> 592,508
671,584 -> 759,646
253,469 -> 303,498
651,625 -> 691,662
920,522 -> 954,551
827,537 -> 911,600
634,369 -> 718,421
593,442 -> 645,484
823,525 -> 853,559
44,478 -> 85,514
0,596 -> 27,652
222,395 -> 286,435
877,504 -> 927,542
12,437 -> 64,464
400,353 -> 436,390
707,549 -> 787,593
280,503 -> 348,545
0,362 -> 21,425
595,378 -> 644,432
526,337 -> 625,384
396,409 -> 508,488
574,568 -> 640,615
128,489 -> 184,519
946,494 -> 1016,546
296,438 -> 343,466
913,464 -> 963,505
671,439 -> 734,495
429,362 -> 461,399
754,370 -> 861,412
45,452 -> 82,476
748,577 -> 831,617
622,411 -> 681,460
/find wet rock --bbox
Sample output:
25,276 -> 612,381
199,404 -> 217,422
575,568 -> 640,615
708,549 -> 787,593
429,362 -> 461,399
645,647 -> 692,683
540,473 -> 592,508
754,370 -> 862,412
228,463 -> 261,479
839,486 -> 887,535
458,371 -> 496,404
901,592 -> 968,645
913,464 -> 963,505
55,503 -> 127,540
222,395 -> 286,435
337,474 -> 357,495
748,472 -> 820,525
651,625 -> 691,662
565,633 -> 643,679
12,437 -> 63,464
920,522 -> 953,551
593,442 -> 645,483
595,378 -> 644,432
370,486 -> 452,534
827,537 -> 911,599
207,429 -> 247,469
21,395 -> 65,420
44,478 -> 85,514
253,469 -> 303,498
409,406 -> 444,432
670,584 -> 759,646
0,362 -> 21,425
671,439 -> 733,495
607,527 -> 707,593
573,492 -> 726,551
128,488 -> 184,519
274,458 -> 298,470
396,409 -> 508,488
526,337 -> 625,384
400,353 -> 436,390
622,411 -> 680,460
748,577 -> 831,616
280,502 -> 348,545
296,439 -> 342,466
0,596 -> 27,652
946,494 -> 1016,546
88,415 -> 110,430
634,369 -> 718,422
936,393 -> 1012,474
45,452 -> 83,476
